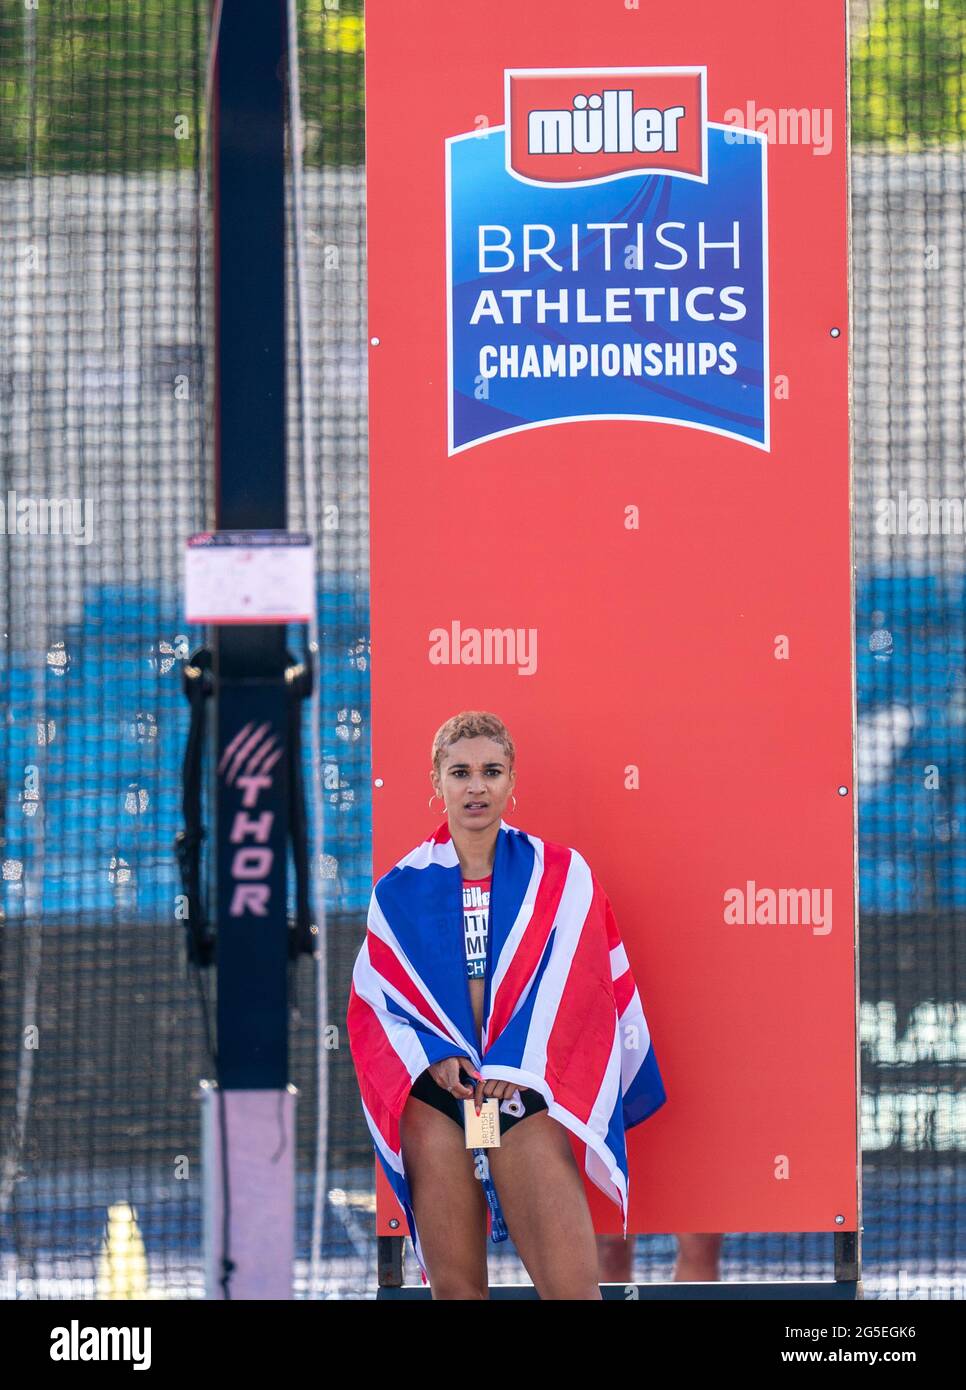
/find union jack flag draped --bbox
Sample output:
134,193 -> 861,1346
346,819 -> 666,1280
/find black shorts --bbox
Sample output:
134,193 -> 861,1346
408,1066 -> 549,1135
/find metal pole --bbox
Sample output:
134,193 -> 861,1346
204,0 -> 295,1300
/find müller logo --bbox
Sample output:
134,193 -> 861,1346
506,67 -> 707,185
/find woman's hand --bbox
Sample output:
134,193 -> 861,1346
426,1060 -> 529,1114
473,1076 -> 528,1114
427,1057 -> 478,1100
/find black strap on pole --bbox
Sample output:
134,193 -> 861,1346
175,646 -> 316,968
285,657 -> 316,960
175,648 -> 216,967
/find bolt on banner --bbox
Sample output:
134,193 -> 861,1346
448,68 -> 768,453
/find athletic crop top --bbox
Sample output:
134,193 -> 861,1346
462,876 -> 491,979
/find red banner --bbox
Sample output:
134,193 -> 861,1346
366,0 -> 856,1237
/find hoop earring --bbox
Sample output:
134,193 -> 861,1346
510,794 -> 517,811
428,793 -> 446,812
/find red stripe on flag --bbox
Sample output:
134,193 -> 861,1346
346,980 -> 411,1145
545,875 -> 617,1123
613,969 -> 635,1017
604,892 -> 623,951
488,841 -> 571,1042
367,932 -> 449,1035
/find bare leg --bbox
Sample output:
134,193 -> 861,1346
673,1233 -> 724,1281
487,1113 -> 601,1300
399,1094 -> 489,1299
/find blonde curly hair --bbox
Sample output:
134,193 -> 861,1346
431,710 -> 516,780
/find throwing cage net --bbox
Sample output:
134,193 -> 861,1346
0,0 -> 962,1298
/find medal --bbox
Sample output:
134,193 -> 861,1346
462,1097 -> 501,1147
